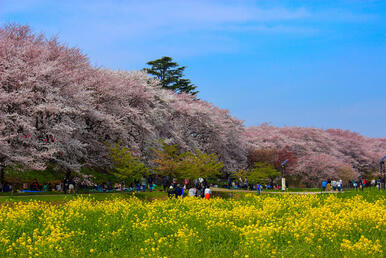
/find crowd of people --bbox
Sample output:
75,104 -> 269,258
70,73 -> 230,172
0,176 -> 156,194
351,177 -> 385,191
321,177 -> 385,192
0,182 -> 12,192
9,178 -> 78,193
321,179 -> 344,192
166,178 -> 212,199
226,177 -> 284,191
1,174 -> 384,195
0,175 -> 215,198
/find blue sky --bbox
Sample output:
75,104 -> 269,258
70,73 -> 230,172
1,0 -> 385,137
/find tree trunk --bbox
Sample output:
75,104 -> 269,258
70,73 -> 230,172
0,167 -> 4,193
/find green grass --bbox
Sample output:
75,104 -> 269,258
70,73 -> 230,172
336,187 -> 386,201
0,191 -> 168,203
2,187 -> 383,203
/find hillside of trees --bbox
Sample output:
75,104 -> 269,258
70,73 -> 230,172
1,25 -> 385,185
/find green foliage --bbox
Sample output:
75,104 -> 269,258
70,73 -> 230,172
233,162 -> 280,185
78,167 -> 119,184
152,140 -> 223,179
248,162 -> 280,185
151,140 -> 182,178
144,56 -> 198,95
180,149 -> 224,179
108,142 -> 149,182
3,164 -> 65,183
233,169 -> 248,182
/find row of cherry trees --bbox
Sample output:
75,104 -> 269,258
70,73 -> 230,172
0,25 -> 385,185
243,124 -> 386,185
0,24 -> 245,173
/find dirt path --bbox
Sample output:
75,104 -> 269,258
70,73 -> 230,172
211,187 -> 339,195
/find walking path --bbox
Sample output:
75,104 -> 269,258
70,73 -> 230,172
211,187 -> 340,195
0,188 -> 342,199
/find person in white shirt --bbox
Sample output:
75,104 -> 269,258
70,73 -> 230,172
338,179 -> 343,192
331,180 -> 337,191
204,187 -> 211,200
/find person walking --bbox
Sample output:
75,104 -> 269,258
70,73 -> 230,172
352,180 -> 358,191
337,179 -> 342,192
331,180 -> 337,191
147,175 -> 153,192
321,180 -> 327,191
63,178 -> 69,194
162,176 -> 169,192
359,179 -> 364,191
256,184 -> 262,195
68,179 -> 75,194
141,177 -> 147,192
134,178 -> 140,192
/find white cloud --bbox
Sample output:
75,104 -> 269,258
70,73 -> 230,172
1,0 -> 312,36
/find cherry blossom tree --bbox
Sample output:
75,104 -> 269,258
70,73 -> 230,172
0,24 -> 246,174
244,124 -> 385,185
0,25 -> 96,171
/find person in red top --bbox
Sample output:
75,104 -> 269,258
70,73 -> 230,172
31,179 -> 40,191
204,187 -> 211,200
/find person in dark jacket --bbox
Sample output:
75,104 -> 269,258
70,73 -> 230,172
227,177 -> 232,189
31,179 -> 40,191
167,186 -> 175,198
196,185 -> 203,198
175,184 -> 183,198
134,178 -> 140,192
162,176 -> 169,192
147,175 -> 153,192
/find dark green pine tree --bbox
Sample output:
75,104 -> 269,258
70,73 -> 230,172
144,56 -> 198,96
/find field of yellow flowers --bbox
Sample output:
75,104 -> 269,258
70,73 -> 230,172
0,191 -> 384,257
